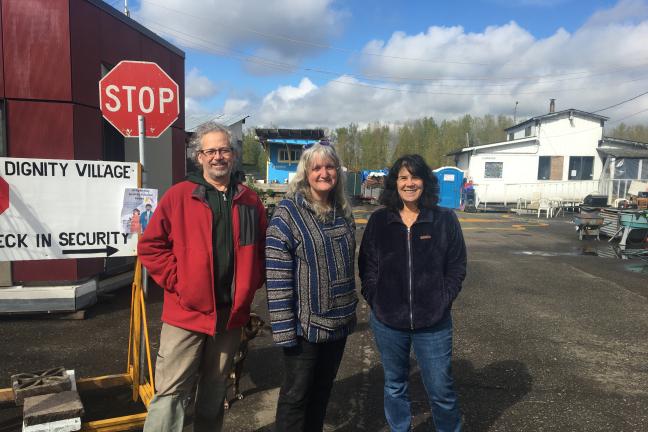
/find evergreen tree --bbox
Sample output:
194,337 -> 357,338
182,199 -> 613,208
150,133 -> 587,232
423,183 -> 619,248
242,130 -> 266,179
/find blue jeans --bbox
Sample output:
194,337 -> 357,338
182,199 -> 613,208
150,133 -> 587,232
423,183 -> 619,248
370,312 -> 462,432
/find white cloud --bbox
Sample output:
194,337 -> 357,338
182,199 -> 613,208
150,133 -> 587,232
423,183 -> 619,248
135,0 -> 347,74
185,68 -> 218,100
233,1 -> 648,129
222,98 -> 250,118
184,91 -> 223,131
264,78 -> 317,104
585,0 -> 648,26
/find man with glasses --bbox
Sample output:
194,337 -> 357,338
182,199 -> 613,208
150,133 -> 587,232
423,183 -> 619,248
138,122 -> 267,432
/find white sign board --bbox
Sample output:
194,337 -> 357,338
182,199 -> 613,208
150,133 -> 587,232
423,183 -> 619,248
0,157 -> 139,261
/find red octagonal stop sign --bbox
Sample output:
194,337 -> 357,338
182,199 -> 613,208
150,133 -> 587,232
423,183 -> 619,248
0,176 -> 8,215
99,61 -> 179,138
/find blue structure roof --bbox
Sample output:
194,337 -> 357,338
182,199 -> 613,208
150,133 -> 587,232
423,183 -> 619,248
266,138 -> 319,145
255,128 -> 326,184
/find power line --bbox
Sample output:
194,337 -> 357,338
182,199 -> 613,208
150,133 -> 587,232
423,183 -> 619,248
592,90 -> 648,113
537,106 -> 648,140
137,14 -> 648,125
139,0 -> 494,67
186,113 -> 226,131
608,106 -> 648,125
138,0 -> 648,72
149,17 -> 648,83
144,20 -> 648,97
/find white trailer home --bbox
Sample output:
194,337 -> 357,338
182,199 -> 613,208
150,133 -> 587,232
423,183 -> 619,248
449,104 -> 610,206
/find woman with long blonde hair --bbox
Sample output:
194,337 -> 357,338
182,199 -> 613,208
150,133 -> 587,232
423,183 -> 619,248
266,140 -> 357,431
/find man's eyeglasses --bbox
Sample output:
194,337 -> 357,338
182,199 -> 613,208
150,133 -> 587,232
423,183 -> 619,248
304,139 -> 331,150
199,147 -> 233,157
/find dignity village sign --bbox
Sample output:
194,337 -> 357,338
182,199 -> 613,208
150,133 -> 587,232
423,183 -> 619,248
0,61 -> 176,263
0,62 -> 177,426
0,157 -> 138,261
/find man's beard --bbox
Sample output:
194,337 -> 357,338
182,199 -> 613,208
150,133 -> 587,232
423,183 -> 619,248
207,164 -> 231,179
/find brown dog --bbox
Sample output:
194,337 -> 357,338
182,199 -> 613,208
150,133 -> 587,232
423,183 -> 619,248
224,313 -> 265,410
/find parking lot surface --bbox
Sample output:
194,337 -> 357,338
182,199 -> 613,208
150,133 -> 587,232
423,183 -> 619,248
1,205 -> 647,431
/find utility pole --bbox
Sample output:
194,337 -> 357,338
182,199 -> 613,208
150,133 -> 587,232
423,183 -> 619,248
124,0 -> 130,17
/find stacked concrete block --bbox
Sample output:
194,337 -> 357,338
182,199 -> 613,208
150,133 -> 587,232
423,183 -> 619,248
9,367 -> 84,431
22,391 -> 84,426
11,367 -> 71,406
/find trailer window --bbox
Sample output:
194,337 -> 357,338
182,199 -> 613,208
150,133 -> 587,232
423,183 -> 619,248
538,156 -> 564,180
484,162 -> 503,179
568,156 -> 594,180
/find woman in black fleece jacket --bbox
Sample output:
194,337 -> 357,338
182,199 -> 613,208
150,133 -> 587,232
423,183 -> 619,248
359,154 -> 466,432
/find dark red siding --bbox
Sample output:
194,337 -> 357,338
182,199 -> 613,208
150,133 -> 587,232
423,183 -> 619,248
77,258 -> 104,280
2,0 -> 71,100
7,101 -> 74,158
170,60 -> 185,130
13,260 -> 79,283
13,258 -> 103,283
98,10 -> 142,68
73,104 -> 102,160
69,0 -> 101,108
172,127 -> 187,183
3,0 -> 185,284
0,6 -> 4,99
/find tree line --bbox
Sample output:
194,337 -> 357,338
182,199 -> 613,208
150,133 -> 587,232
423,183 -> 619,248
240,115 -> 648,175
334,114 -> 514,171
606,123 -> 648,143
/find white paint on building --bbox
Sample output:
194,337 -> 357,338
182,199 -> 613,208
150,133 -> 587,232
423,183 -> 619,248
451,108 -> 609,203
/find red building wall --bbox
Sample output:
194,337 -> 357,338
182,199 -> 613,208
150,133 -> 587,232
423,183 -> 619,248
2,0 -> 72,101
0,5 -> 5,99
2,0 -> 185,283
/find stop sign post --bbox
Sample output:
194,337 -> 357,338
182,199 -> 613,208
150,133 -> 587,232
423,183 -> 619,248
99,61 -> 178,298
99,60 -> 179,191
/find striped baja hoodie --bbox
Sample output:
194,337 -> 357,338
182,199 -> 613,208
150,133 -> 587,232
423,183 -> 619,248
265,193 -> 357,347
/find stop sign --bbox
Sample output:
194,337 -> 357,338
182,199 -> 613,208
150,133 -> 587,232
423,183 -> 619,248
99,61 -> 179,138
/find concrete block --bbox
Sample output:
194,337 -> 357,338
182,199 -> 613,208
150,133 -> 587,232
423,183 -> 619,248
23,417 -> 81,432
11,368 -> 71,405
22,391 -> 84,427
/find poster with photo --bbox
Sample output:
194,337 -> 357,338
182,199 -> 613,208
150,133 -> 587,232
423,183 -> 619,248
121,188 -> 158,235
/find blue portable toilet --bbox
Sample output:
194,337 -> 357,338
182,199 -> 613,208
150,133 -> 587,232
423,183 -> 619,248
433,167 -> 464,209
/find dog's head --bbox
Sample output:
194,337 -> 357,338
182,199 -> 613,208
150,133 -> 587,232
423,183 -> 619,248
243,313 -> 265,340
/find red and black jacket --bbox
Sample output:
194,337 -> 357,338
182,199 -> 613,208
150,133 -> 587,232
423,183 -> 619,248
138,180 -> 267,335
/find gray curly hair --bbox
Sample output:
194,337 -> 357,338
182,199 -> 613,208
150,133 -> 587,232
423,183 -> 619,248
188,122 -> 236,165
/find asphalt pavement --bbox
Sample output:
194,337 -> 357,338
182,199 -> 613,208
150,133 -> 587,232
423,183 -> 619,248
1,205 -> 647,431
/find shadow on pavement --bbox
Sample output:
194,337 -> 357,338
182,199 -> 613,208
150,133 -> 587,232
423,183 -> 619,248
455,359 -> 533,432
330,358 -> 532,431
239,356 -> 532,431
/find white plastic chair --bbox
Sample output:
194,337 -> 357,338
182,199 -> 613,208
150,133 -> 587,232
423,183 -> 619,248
516,197 -> 528,209
537,198 -> 553,218
550,197 -> 563,217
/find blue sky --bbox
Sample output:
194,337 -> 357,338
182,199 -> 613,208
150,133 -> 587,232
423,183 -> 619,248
109,0 -> 648,129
